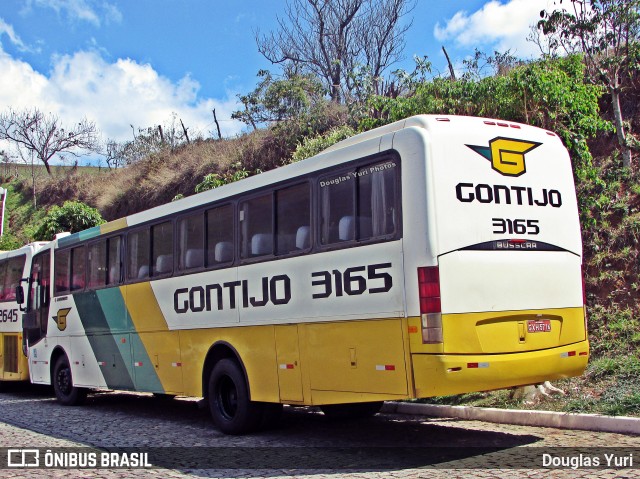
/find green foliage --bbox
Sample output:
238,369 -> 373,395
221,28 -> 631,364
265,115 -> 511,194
34,201 -> 105,241
0,233 -> 21,250
232,70 -> 326,128
587,355 -> 640,380
539,0 -> 640,167
0,182 -> 46,246
364,55 -> 610,172
195,163 -> 250,193
291,125 -> 356,162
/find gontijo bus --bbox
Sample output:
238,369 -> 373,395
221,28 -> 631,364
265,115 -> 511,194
0,242 -> 45,386
19,115 -> 589,433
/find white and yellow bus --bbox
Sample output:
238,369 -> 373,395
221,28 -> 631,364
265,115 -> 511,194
0,242 -> 45,386
20,115 -> 588,433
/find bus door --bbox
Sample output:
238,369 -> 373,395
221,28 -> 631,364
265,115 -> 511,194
22,250 -> 51,381
274,324 -> 303,402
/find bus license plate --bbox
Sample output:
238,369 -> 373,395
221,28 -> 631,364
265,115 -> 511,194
527,319 -> 551,333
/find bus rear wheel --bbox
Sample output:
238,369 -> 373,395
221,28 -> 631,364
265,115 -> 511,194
320,401 -> 384,419
53,355 -> 87,406
208,358 -> 264,434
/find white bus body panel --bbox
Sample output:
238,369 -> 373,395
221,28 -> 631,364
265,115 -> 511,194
391,116 -> 583,317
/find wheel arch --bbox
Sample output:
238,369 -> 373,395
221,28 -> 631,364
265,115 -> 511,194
49,346 -> 68,384
201,341 -> 250,398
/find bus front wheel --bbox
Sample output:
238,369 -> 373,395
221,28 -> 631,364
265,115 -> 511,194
208,358 -> 263,434
52,355 -> 87,406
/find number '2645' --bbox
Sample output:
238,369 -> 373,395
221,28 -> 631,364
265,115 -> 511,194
0,309 -> 18,323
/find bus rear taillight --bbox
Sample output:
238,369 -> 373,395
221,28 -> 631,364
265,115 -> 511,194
418,267 -> 443,344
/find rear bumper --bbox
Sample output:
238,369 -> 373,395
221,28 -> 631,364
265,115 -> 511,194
412,340 -> 589,398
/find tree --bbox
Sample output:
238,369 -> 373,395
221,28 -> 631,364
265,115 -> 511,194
0,108 -> 100,175
539,0 -> 640,168
364,55 -> 608,174
109,114 -> 193,166
34,201 -> 105,241
256,0 -> 414,103
232,69 -> 326,129
103,140 -> 126,169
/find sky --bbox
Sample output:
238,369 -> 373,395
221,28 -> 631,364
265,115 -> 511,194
0,0 -> 559,163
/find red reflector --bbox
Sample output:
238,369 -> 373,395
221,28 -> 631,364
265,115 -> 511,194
418,267 -> 439,283
579,352 -> 588,356
568,351 -> 576,357
420,297 -> 441,314
408,325 -> 418,333
467,363 -> 479,368
418,267 -> 441,314
509,239 -> 527,244
419,282 -> 439,297
385,365 -> 396,371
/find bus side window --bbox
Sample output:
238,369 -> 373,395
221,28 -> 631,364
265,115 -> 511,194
359,161 -> 398,238
2,255 -> 24,301
88,240 -> 107,289
240,194 -> 273,259
55,249 -> 71,295
319,172 -> 355,245
0,260 -> 6,300
206,204 -> 234,267
151,221 -> 174,276
70,246 -> 86,291
178,212 -> 204,271
319,159 -> 398,246
107,236 -> 122,285
276,183 -> 310,255
127,228 -> 150,281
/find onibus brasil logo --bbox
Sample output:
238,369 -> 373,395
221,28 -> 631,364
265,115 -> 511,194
466,137 -> 541,177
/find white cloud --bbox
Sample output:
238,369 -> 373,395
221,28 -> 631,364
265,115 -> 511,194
434,0 -> 552,58
0,44 -> 244,149
25,0 -> 122,26
0,18 -> 28,51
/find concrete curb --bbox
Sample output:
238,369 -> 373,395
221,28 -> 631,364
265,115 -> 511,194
381,402 -> 640,435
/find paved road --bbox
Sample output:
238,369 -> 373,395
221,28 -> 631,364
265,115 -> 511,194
0,383 -> 638,478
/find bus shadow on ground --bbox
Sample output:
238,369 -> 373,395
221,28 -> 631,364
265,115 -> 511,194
0,389 -> 543,473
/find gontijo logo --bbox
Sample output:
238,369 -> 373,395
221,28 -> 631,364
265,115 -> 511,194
467,137 -> 541,177
53,308 -> 72,331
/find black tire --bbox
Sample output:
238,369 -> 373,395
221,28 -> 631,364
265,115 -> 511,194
52,355 -> 87,406
208,358 -> 264,434
320,401 -> 384,419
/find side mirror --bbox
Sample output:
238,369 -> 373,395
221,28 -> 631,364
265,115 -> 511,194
15,284 -> 25,306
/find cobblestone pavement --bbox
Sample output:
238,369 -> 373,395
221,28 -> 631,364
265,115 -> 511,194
0,384 -> 638,479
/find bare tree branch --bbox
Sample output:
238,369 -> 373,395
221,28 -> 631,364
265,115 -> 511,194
0,108 -> 100,175
256,0 -> 414,103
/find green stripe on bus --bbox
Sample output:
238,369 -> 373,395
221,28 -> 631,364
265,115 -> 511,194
58,226 -> 103,248
74,290 -> 135,390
